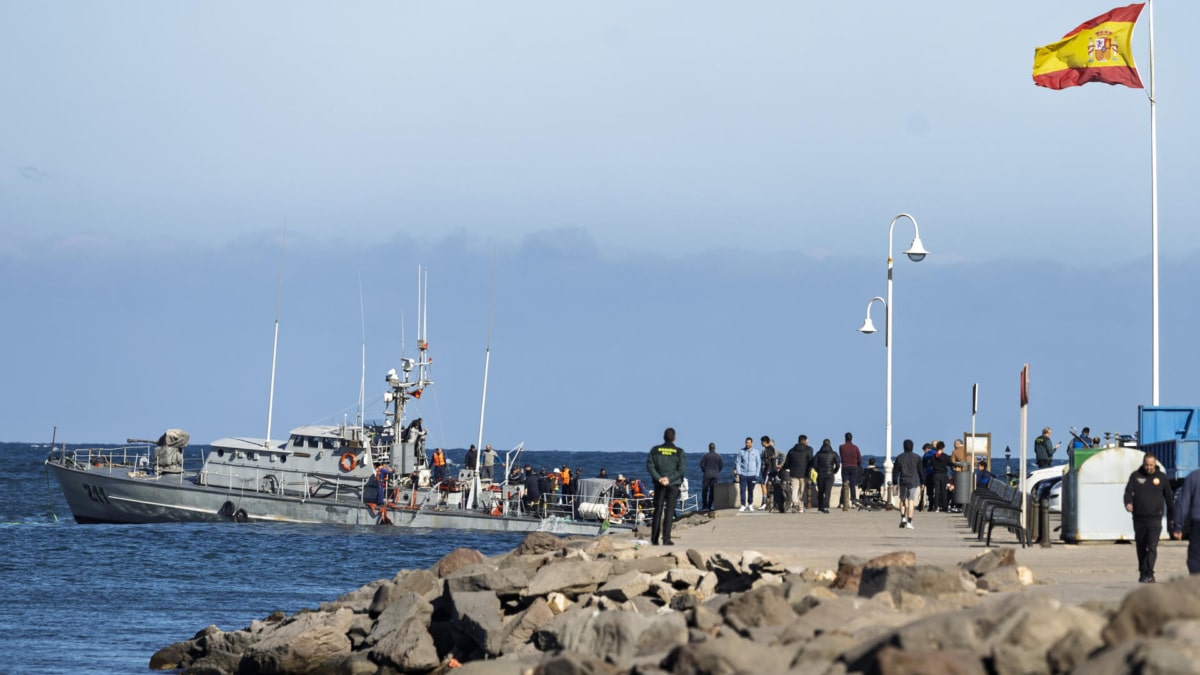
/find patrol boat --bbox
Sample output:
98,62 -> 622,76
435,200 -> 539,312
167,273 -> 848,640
45,277 -> 635,536
45,360 -> 634,534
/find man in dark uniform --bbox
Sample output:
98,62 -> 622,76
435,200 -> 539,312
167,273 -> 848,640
699,442 -> 723,513
646,427 -> 686,546
1172,467 -> 1200,574
521,465 -> 542,516
1124,451 -> 1174,583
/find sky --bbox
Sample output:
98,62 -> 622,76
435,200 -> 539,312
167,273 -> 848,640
3,2 -> 1199,462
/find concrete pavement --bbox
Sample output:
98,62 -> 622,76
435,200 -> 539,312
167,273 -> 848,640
647,504 -> 1190,605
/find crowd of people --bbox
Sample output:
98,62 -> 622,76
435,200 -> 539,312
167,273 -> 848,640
374,421 -> 1200,581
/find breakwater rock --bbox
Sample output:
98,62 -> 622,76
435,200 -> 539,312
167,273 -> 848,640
151,531 -> 1200,674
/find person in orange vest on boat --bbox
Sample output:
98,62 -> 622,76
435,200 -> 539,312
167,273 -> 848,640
628,477 -> 647,500
431,447 -> 447,483
368,462 -> 395,506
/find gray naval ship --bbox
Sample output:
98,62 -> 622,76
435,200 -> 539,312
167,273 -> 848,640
46,349 -> 635,536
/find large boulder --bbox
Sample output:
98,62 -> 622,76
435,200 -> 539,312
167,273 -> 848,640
522,559 -> 613,598
367,592 -> 439,671
236,607 -> 356,675
597,570 -> 653,603
720,584 -> 798,633
514,531 -> 564,556
435,548 -> 487,577
858,564 -> 969,601
1102,575 -> 1200,645
449,589 -> 505,657
533,610 -> 688,668
447,565 -> 531,598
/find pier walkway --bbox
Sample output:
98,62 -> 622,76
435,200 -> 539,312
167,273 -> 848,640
648,505 -> 1189,605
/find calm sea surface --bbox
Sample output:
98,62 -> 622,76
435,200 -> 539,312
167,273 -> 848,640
0,442 -> 709,674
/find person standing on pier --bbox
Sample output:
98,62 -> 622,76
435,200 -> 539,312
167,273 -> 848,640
1172,467 -> 1200,574
813,439 -> 840,513
699,442 -> 723,513
839,432 -> 862,506
646,427 -> 686,546
735,437 -> 761,512
758,436 -> 777,509
784,435 -> 813,513
1124,452 -> 1174,583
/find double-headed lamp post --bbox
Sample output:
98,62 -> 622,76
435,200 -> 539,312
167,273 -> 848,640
857,213 -> 929,494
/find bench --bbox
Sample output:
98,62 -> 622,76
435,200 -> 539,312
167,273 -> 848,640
966,481 -> 1026,547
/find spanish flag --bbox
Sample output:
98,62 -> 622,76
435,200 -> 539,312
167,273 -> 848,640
1032,4 -> 1144,90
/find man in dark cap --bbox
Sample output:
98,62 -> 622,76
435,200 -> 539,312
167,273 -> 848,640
646,427 -> 686,546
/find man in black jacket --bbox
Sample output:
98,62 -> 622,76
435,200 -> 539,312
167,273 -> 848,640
893,439 -> 923,529
813,439 -> 841,513
1124,452 -> 1175,583
699,442 -> 723,513
784,435 -> 814,513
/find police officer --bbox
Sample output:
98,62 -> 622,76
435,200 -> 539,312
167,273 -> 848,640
1172,466 -> 1200,574
646,427 -> 686,546
1124,451 -> 1174,583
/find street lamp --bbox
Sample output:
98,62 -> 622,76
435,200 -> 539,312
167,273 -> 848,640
859,212 -> 929,493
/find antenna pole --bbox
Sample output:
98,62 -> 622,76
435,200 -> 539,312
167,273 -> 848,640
266,231 -> 286,448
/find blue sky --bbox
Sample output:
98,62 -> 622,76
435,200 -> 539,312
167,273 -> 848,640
3,2 -> 1199,458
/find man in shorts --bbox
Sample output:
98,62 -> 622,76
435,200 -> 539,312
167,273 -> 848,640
893,439 -> 924,529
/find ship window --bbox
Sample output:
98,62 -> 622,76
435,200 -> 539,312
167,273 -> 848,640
308,438 -> 319,448
322,438 -> 333,449
217,448 -> 225,457
280,454 -> 287,463
247,451 -> 256,461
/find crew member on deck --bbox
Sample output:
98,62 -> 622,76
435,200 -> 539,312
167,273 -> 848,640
431,447 -> 447,482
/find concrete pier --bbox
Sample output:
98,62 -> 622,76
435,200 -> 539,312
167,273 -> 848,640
650,506 -> 1189,605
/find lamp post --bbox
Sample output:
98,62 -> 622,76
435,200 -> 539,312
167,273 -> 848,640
858,213 -> 929,493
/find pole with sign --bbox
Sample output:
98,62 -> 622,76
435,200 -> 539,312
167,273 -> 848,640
1019,364 -> 1029,522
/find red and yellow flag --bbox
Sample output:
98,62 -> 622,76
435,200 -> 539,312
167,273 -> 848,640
1032,4 -> 1144,90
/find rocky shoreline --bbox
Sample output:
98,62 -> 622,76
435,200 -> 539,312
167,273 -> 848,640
151,517 -> 1200,674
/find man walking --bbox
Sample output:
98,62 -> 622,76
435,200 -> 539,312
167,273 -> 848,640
1034,427 -> 1060,468
893,439 -> 923,529
1172,467 -> 1200,574
1125,452 -> 1174,583
646,427 -> 686,546
784,435 -> 813,513
734,437 -> 761,512
699,442 -> 723,513
839,432 -> 862,506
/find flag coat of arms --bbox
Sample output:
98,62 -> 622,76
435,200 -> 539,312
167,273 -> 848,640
1032,3 -> 1144,90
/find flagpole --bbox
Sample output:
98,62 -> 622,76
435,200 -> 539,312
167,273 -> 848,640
1148,0 -> 1160,406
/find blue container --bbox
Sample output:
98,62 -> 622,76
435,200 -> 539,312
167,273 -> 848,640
1138,406 -> 1200,480
1138,406 -> 1200,444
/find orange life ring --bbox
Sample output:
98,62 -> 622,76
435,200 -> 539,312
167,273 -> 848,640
609,499 -> 627,519
339,452 -> 358,472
